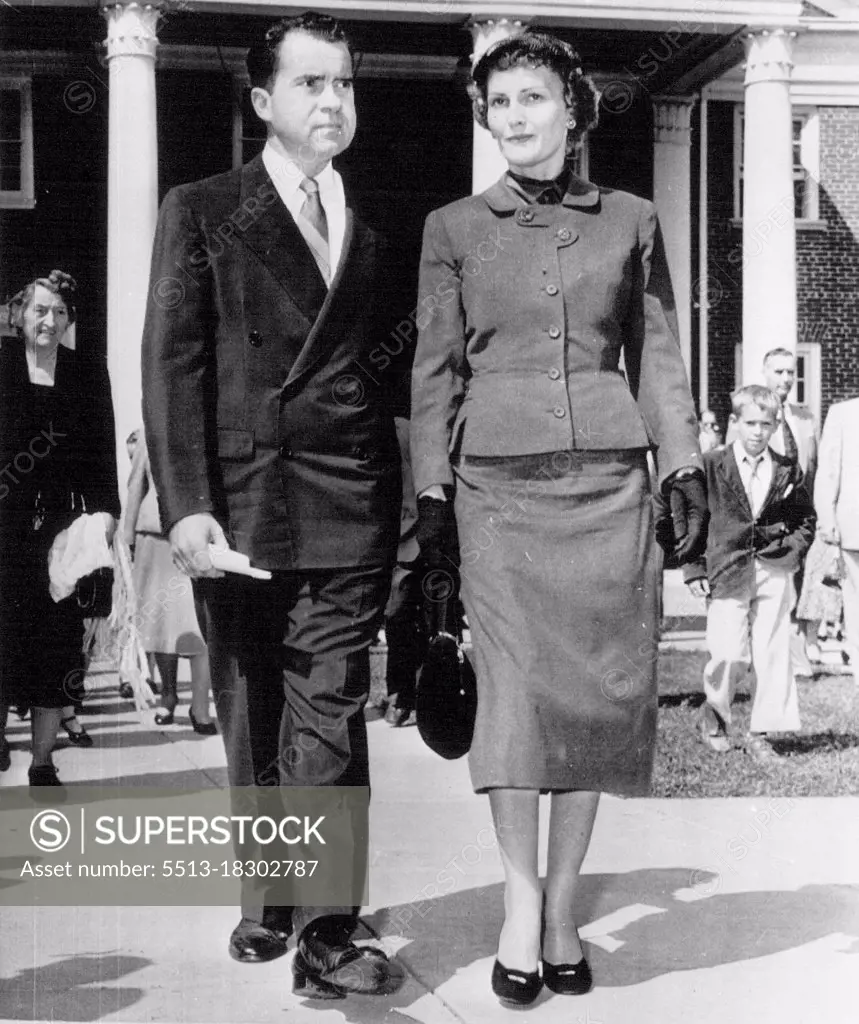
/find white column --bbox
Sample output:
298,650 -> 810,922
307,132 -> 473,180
103,2 -> 160,487
741,28 -> 797,385
469,19 -> 526,194
652,95 -> 696,375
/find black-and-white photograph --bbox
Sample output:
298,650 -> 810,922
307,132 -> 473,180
1,1 -> 858,1021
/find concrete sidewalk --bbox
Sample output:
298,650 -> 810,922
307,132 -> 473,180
1,666 -> 858,1024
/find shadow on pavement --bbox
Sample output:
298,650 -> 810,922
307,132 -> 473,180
362,868 -> 859,997
0,953 -> 151,1021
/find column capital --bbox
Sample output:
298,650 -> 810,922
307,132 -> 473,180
103,2 -> 160,62
468,18 -> 527,66
652,95 -> 696,146
743,28 -> 796,87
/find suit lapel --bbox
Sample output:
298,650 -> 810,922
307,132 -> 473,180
285,210 -> 374,389
238,156 -> 327,325
761,457 -> 791,511
718,447 -> 753,517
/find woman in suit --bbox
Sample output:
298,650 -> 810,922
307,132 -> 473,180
0,271 -> 120,786
411,33 -> 703,1002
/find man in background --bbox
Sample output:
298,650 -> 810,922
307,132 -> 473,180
815,395 -> 859,671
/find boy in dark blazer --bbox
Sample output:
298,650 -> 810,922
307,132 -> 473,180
141,12 -> 400,998
684,385 -> 815,761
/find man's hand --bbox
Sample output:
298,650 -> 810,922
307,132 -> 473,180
661,469 -> 709,564
687,577 -> 711,599
169,513 -> 227,578
416,495 -> 459,569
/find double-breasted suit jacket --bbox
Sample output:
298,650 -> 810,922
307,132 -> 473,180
683,446 -> 816,599
142,154 -> 400,571
410,174 -> 700,493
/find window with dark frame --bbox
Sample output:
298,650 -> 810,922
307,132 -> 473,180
733,106 -> 820,222
0,78 -> 34,209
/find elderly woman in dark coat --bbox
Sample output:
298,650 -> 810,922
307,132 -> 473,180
0,271 -> 120,786
410,33 -> 704,1003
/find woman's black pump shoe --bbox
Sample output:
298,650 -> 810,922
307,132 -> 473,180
60,715 -> 93,748
491,960 -> 543,1006
28,764 -> 62,787
154,699 -> 178,726
542,956 -> 593,996
188,707 -> 217,735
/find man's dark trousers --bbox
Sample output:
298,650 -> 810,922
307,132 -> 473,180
195,564 -> 390,937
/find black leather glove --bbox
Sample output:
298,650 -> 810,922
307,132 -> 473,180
660,470 -> 709,564
416,495 -> 460,569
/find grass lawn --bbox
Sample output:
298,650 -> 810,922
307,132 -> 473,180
372,647 -> 859,798
654,650 -> 859,798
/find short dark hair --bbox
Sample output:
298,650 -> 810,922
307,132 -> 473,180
763,347 -> 794,366
470,32 -> 599,152
247,11 -> 350,91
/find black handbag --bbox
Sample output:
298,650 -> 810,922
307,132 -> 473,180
415,570 -> 477,760
67,491 -> 114,619
75,565 -> 114,618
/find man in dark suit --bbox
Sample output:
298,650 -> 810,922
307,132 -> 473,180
141,12 -> 400,998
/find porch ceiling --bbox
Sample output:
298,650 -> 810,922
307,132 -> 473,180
6,0 -> 804,31
1,5 -> 748,94
138,0 -> 805,32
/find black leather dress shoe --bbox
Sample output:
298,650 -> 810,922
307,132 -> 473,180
293,921 -> 394,999
228,919 -> 290,963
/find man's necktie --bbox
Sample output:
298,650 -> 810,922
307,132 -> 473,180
298,177 -> 330,283
780,410 -> 799,465
747,456 -> 766,517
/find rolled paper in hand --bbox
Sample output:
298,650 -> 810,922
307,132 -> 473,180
207,543 -> 272,579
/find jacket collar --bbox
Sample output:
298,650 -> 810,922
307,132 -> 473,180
482,172 -> 601,213
716,444 -> 794,517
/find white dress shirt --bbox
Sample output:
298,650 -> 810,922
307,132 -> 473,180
733,440 -> 773,519
261,141 -> 347,283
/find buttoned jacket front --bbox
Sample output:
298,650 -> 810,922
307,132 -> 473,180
410,174 -> 700,496
141,155 -> 400,571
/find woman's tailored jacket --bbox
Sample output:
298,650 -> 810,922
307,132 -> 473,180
410,174 -> 701,495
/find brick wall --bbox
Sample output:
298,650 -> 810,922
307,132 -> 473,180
706,101 -> 859,430
803,107 -> 859,419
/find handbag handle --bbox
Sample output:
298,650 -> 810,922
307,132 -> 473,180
424,566 -> 461,640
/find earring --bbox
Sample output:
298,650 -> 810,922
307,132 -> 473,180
567,118 -> 576,130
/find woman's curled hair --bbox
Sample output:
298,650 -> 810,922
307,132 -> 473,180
470,32 -> 599,151
7,269 -> 77,331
